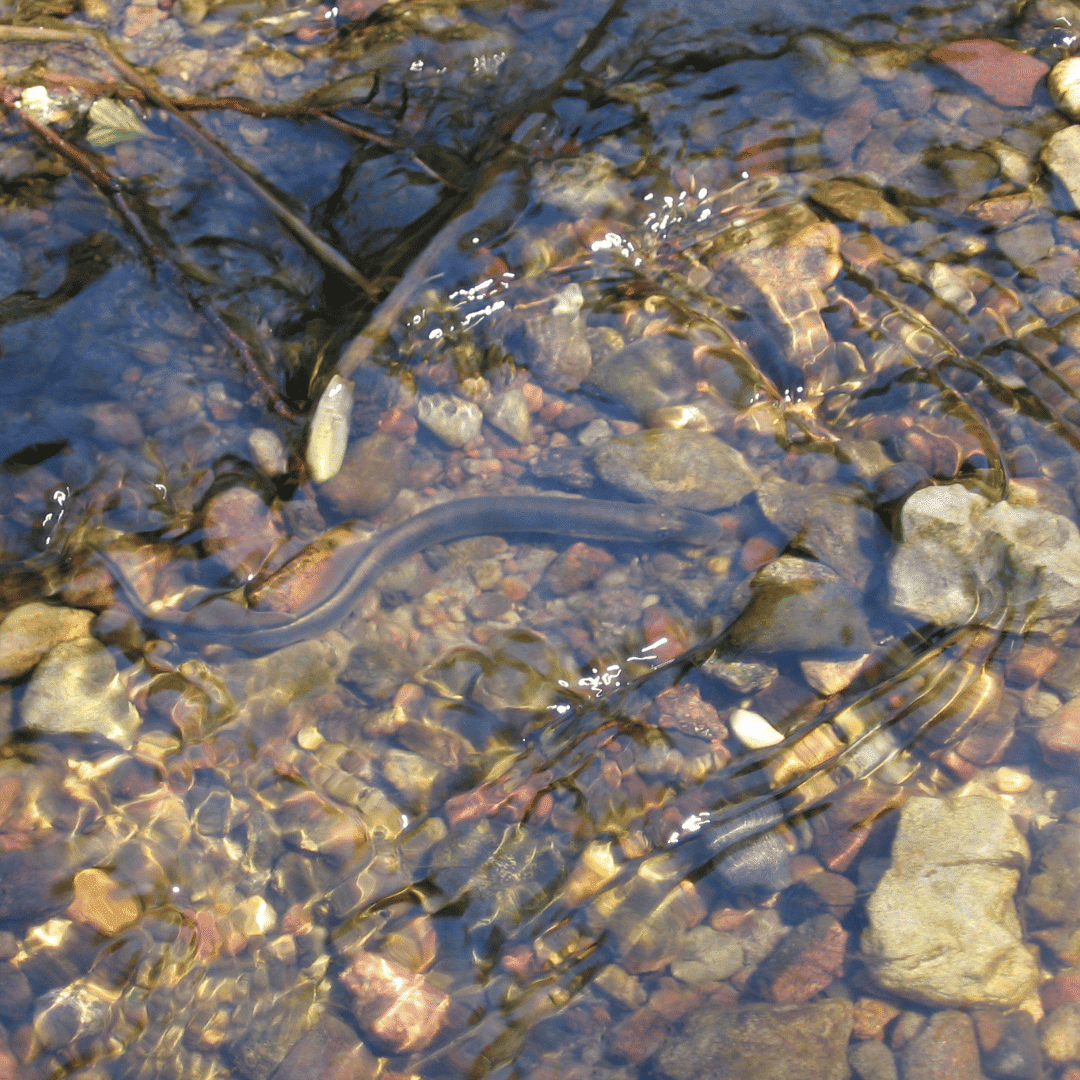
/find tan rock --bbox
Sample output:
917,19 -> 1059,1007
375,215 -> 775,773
68,868 -> 139,934
0,602 -> 94,682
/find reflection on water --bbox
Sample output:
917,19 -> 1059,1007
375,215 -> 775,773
3,0 -> 1080,1076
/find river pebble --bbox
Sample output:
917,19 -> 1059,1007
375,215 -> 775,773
20,639 -> 141,747
306,374 -> 354,482
654,998 -> 853,1080
889,484 -> 1080,633
727,556 -> 873,655
862,795 -> 1038,1008
848,1039 -> 898,1080
416,392 -> 483,448
1050,56 -> 1080,119
1041,125 -> 1080,212
930,39 -> 1049,107
0,601 -> 94,682
593,429 -> 755,511
899,1010 -> 985,1080
318,431 -> 410,516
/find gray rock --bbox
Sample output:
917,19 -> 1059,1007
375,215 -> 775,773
862,795 -> 1039,1008
416,393 -> 483,448
521,284 -> 592,391
848,1039 -> 898,1080
655,998 -> 853,1080
482,388 -> 531,443
790,33 -> 862,101
756,476 -> 887,589
319,431 -> 409,517
593,429 -> 756,511
0,602 -> 94,682
1041,125 -> 1080,212
1025,821 -> 1080,926
726,556 -> 874,655
669,925 -> 744,984
889,484 -> 1080,633
997,222 -> 1055,270
20,638 -> 140,748
589,336 -> 696,416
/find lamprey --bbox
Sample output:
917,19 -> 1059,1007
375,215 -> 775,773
99,494 -> 726,653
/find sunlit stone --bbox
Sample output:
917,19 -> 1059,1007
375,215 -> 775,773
306,374 -> 354,482
730,707 -> 784,749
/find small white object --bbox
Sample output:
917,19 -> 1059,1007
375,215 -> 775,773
1050,56 -> 1080,121
306,374 -> 354,482
248,428 -> 288,476
729,706 -> 784,749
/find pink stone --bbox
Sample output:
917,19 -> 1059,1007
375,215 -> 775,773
931,40 -> 1049,108
341,951 -> 450,1053
1039,695 -> 1080,759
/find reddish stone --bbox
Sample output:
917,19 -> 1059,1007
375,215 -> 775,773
754,914 -> 847,1004
822,94 -> 876,161
1041,970 -> 1080,1011
852,997 -> 901,1041
340,951 -> 450,1053
650,682 -> 729,753
1006,641 -> 1059,686
650,977 -> 701,1021
610,1005 -> 669,1063
899,1010 -> 984,1080
931,39 -> 1049,108
1038,695 -> 1080,759
542,542 -> 615,596
741,535 -> 779,571
641,605 -> 692,662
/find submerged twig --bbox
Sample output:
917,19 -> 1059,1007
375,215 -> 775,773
96,33 -> 379,298
10,106 -> 299,418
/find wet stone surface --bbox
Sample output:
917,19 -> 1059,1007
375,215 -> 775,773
7,0 -> 1080,1076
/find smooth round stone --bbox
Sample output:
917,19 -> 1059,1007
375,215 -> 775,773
1050,56 -> 1080,120
306,374 -> 354,482
790,33 -> 861,101
593,429 -> 756,511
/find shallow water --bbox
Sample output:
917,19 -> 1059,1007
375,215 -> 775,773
2,0 -> 1080,1076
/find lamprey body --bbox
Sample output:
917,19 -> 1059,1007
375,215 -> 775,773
100,495 -> 726,653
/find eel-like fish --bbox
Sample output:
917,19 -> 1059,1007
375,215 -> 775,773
101,494 -> 726,653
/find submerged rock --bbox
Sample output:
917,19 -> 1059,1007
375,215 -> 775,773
0,602 -> 94,682
416,393 -> 483,448
726,556 -> 873,655
655,997 -> 853,1080
593,429 -> 756,511
889,484 -> 1080,633
861,795 -> 1038,1007
20,638 -> 140,747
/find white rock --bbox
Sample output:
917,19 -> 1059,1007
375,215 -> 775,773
927,262 -> 976,313
1041,125 -> 1080,212
1050,56 -> 1080,120
417,393 -> 482,448
889,483 -> 1080,633
306,374 -> 354,482
729,706 -> 783,749
248,428 -> 288,476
